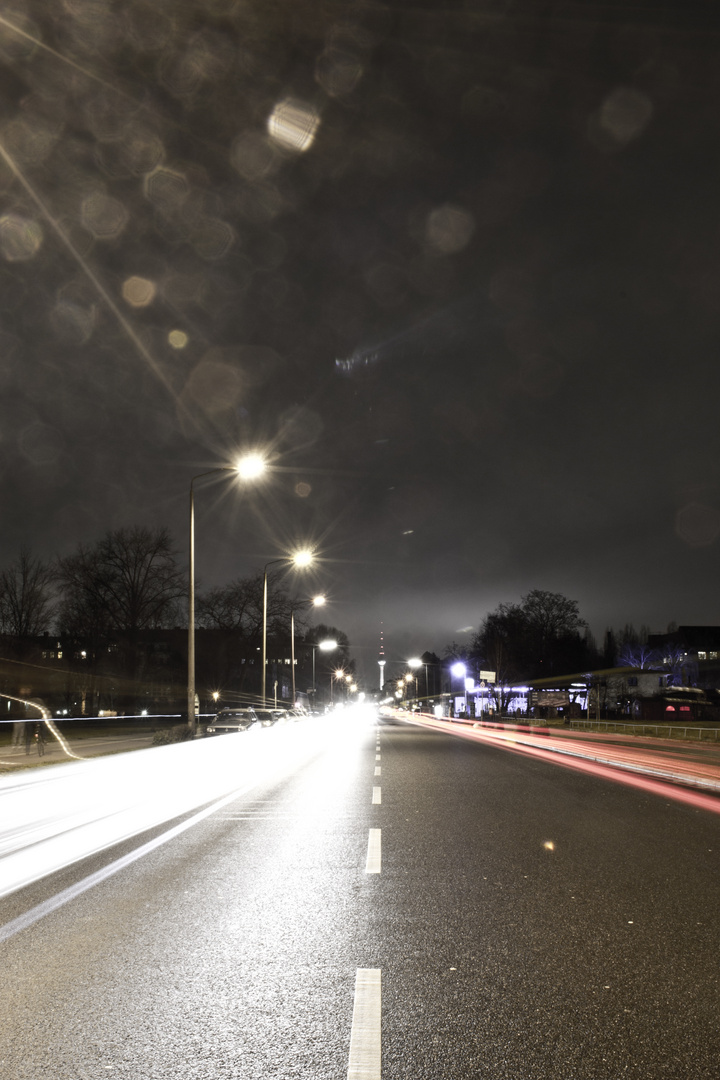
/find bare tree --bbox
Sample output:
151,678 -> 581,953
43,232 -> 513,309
57,527 -> 185,635
659,642 -> 690,686
0,548 -> 55,636
196,571 -> 293,640
617,642 -> 660,669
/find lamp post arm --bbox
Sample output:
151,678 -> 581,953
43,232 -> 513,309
187,467 -> 252,732
261,558 -> 284,707
291,610 -> 296,705
188,482 -> 196,731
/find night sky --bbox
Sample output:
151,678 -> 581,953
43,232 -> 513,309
0,0 -> 718,681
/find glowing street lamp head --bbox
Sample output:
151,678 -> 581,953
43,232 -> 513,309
292,549 -> 314,568
451,661 -> 467,678
334,668 -> 345,679
312,594 -> 326,607
319,639 -> 337,652
236,452 -> 267,480
408,657 -> 422,668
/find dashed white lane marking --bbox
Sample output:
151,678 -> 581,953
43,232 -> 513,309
348,968 -> 381,1079
374,766 -> 381,776
365,829 -> 381,873
372,786 -> 381,804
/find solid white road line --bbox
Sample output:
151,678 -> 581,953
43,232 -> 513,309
348,968 -> 381,1080
365,828 -> 381,873
374,766 -> 381,776
372,786 -> 381,804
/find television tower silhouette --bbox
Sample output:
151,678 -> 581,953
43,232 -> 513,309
378,623 -> 386,691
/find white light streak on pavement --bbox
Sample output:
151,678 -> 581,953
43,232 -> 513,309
348,968 -> 381,1080
0,715 -> 373,902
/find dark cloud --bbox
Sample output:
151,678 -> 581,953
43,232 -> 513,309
0,1 -> 717,679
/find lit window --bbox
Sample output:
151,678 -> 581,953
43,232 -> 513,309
680,706 -> 691,712
665,705 -> 676,712
710,652 -> 718,660
57,651 -> 62,659
698,651 -> 707,660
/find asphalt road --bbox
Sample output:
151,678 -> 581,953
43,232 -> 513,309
1,710 -> 719,1079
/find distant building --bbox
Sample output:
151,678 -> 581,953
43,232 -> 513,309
648,626 -> 720,688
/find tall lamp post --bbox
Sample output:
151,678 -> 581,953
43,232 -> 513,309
290,594 -> 326,705
188,453 -> 267,733
262,550 -> 314,706
408,656 -> 428,705
450,661 -> 467,719
309,638 -> 337,707
331,667 -> 346,703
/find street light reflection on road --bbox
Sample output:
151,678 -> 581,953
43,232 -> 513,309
0,710 -> 377,904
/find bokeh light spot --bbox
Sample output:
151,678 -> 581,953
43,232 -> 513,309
426,204 -> 475,255
122,276 -> 157,307
168,330 -> 188,349
0,214 -> 42,260
599,87 -> 653,145
50,299 -> 96,345
230,133 -> 279,181
267,98 -> 320,153
295,482 -> 312,498
81,193 -> 129,239
143,167 -> 189,213
120,128 -> 165,176
190,218 -> 235,260
315,48 -> 363,97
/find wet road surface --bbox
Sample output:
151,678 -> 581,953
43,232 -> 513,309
1,712 -> 719,1078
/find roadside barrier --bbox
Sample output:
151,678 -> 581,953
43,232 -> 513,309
570,720 -> 720,741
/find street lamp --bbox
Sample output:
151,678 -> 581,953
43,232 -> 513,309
331,667 -> 346,703
290,594 -> 325,705
188,453 -> 267,733
450,661 -> 467,719
408,656 -> 428,704
262,549 -> 315,706
308,638 -> 337,706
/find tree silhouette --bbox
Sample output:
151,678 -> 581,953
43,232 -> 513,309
0,548 -> 55,636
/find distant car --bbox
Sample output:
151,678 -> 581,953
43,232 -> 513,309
205,708 -> 257,735
255,708 -> 282,727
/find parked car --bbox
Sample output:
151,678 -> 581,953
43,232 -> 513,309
205,708 -> 258,735
255,708 -> 282,727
